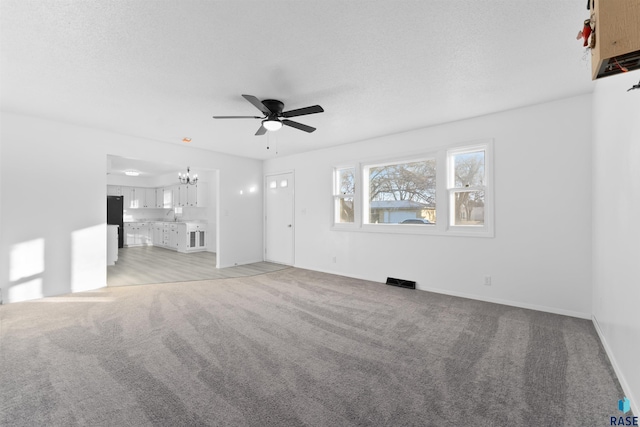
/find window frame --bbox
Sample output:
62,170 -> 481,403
332,165 -> 358,227
361,153 -> 438,230
330,139 -> 494,238
446,142 -> 494,237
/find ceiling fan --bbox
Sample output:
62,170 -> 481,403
213,94 -> 324,136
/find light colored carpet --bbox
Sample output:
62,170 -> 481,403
0,268 -> 628,426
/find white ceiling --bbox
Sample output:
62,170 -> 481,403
1,1 -> 594,160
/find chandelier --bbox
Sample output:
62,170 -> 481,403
178,167 -> 198,185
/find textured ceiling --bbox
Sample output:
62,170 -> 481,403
1,1 -> 594,160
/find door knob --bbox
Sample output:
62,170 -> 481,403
287,224 -> 292,228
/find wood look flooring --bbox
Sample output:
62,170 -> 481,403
107,246 -> 289,287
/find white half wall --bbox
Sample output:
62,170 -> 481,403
0,113 -> 263,303
592,72 -> 640,414
264,95 -> 593,318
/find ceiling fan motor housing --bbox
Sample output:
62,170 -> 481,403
262,99 -> 284,118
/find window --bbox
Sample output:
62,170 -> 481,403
448,147 -> 486,227
333,167 -> 355,224
364,158 -> 436,225
331,140 -> 493,236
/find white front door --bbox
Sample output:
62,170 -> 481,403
265,172 -> 294,265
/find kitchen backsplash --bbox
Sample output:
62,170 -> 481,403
123,207 -> 208,223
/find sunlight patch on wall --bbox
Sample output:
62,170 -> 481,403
10,238 -> 44,282
71,224 -> 106,292
9,278 -> 44,302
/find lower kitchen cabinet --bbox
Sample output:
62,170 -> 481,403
124,221 -> 207,253
176,223 -> 207,253
186,223 -> 207,252
151,222 -> 163,246
124,223 -> 151,247
162,223 -> 179,250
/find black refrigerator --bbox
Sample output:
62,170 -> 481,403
107,196 -> 124,248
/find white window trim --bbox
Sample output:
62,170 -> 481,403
331,165 -> 358,228
446,141 -> 494,237
330,139 -> 494,238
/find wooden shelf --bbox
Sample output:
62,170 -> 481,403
590,0 -> 640,80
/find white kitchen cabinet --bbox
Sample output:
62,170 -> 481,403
131,187 -> 142,209
176,223 -> 187,252
177,223 -> 207,253
133,187 -> 153,208
177,185 -> 188,207
123,187 -> 144,209
168,185 -> 179,208
124,222 -> 151,246
124,223 -> 135,246
187,183 -> 207,207
122,187 -> 154,209
188,224 -> 207,250
150,222 -> 164,246
122,186 -> 133,209
110,183 -> 207,209
155,189 -> 164,208
139,223 -> 150,245
143,188 -> 156,208
163,223 -> 179,250
107,185 -> 122,196
175,183 -> 207,207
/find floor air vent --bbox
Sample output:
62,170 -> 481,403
386,277 -> 416,290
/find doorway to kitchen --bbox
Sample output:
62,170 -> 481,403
105,155 -> 221,286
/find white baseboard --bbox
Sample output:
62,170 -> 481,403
592,315 -> 639,417
418,286 -> 591,319
219,258 -> 264,269
294,264 -> 591,319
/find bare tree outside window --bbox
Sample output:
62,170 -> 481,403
367,159 -> 436,224
334,167 -> 355,223
450,151 -> 485,226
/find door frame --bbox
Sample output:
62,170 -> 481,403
263,170 -> 295,265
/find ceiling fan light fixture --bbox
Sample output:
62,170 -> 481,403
262,119 -> 282,131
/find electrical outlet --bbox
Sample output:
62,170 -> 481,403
483,276 -> 492,286
332,256 -> 337,263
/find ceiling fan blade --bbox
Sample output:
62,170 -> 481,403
212,116 -> 262,119
255,124 -> 267,136
242,94 -> 272,115
281,105 -> 324,118
282,119 -> 316,133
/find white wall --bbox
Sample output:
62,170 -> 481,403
0,113 -> 263,303
264,95 -> 593,318
592,72 -> 640,414
107,174 -> 156,187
